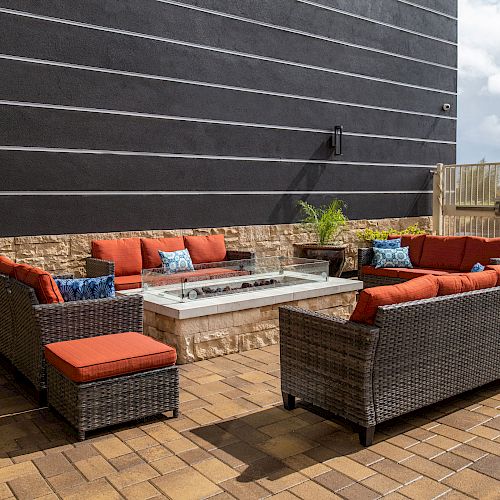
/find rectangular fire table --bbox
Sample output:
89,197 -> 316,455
119,257 -> 362,363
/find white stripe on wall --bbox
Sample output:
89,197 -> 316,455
0,54 -> 458,119
0,146 -> 437,168
0,191 -> 433,196
159,0 -> 457,46
397,0 -> 457,20
0,7 -> 457,77
0,100 -> 457,145
296,0 -> 456,44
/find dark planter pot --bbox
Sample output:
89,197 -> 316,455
294,244 -> 346,277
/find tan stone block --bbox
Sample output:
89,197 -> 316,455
208,312 -> 234,330
107,463 -> 159,490
60,477 -> 121,500
233,308 -> 262,327
176,317 -> 209,335
143,310 -> 156,327
92,437 -> 132,459
7,472 -> 53,499
239,328 -> 279,351
0,461 -> 38,483
194,335 -> 239,361
155,315 -> 176,333
74,455 -> 115,481
193,327 -> 231,344
152,467 -> 222,499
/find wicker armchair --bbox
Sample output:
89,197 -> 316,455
0,275 -> 143,397
279,287 -> 500,445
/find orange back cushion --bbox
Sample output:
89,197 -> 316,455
436,270 -> 497,296
388,234 -> 426,266
92,238 -> 142,276
460,236 -> 500,271
141,237 -> 185,269
183,234 -> 227,264
0,255 -> 17,276
14,263 -> 64,304
350,275 -> 439,325
419,236 -> 467,270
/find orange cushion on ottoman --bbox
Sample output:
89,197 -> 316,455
45,333 -> 177,383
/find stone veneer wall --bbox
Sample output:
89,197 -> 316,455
144,292 -> 357,363
0,216 -> 431,276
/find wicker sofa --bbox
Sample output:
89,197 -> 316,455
0,273 -> 142,397
86,234 -> 254,290
280,270 -> 500,446
358,235 -> 500,288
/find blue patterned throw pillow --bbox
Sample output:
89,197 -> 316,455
372,247 -> 413,269
470,262 -> 485,272
54,275 -> 115,302
159,249 -> 195,274
373,238 -> 401,249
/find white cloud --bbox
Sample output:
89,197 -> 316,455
487,74 -> 500,94
457,0 -> 500,163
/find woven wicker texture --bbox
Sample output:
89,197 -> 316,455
0,276 -> 15,361
85,257 -> 114,278
279,288 -> 500,438
279,306 -> 379,427
2,275 -> 143,391
47,364 -> 179,440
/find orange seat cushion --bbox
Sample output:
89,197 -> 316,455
114,275 -> 142,291
389,234 -> 426,266
460,236 -> 500,271
92,238 -> 142,277
45,332 -> 176,382
486,264 -> 500,285
141,237 -> 185,270
419,236 -> 467,270
184,234 -> 227,264
14,263 -> 64,304
436,270 -> 497,296
0,255 -> 17,276
395,268 -> 458,280
350,275 -> 439,325
361,266 -> 400,278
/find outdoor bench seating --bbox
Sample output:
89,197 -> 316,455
0,255 -> 143,397
45,332 -> 178,440
280,268 -> 500,446
358,234 -> 500,287
86,234 -> 255,290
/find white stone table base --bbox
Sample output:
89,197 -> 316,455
120,277 -> 362,364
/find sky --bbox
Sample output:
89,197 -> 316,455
457,0 -> 500,163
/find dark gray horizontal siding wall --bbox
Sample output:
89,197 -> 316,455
0,0 -> 457,236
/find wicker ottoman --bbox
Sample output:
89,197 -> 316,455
45,332 -> 179,440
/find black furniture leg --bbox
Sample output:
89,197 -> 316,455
359,425 -> 376,446
282,392 -> 295,410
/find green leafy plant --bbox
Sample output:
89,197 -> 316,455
357,223 -> 427,242
297,199 -> 347,245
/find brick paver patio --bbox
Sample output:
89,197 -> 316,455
0,345 -> 499,500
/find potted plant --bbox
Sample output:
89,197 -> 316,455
294,199 -> 348,277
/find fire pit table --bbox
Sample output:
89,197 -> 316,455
119,256 -> 362,363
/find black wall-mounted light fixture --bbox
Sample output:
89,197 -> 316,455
332,125 -> 343,156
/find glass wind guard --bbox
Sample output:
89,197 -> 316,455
141,256 -> 328,302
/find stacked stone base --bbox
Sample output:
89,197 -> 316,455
143,291 -> 357,363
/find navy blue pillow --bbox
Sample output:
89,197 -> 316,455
373,238 -> 401,249
54,275 -> 115,302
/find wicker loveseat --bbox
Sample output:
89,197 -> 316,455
358,235 -> 500,288
0,272 -> 142,397
86,234 -> 254,290
280,269 -> 500,446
